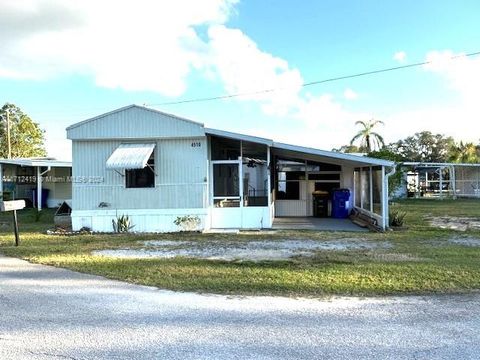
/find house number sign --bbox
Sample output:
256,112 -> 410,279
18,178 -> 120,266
191,142 -> 201,147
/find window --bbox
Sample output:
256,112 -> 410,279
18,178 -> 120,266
211,136 -> 240,160
361,168 -> 371,211
314,182 -> 339,193
277,180 -> 300,199
125,153 -> 155,188
308,173 -> 340,181
213,164 -> 239,197
372,168 -> 383,215
16,166 -> 37,184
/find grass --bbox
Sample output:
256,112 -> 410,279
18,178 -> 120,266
1,200 -> 480,297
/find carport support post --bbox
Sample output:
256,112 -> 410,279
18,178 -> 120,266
360,168 -> 364,209
381,166 -> 386,230
305,160 -> 309,216
0,163 -> 3,201
369,166 -> 373,213
439,166 -> 443,200
36,166 -> 42,211
267,147 -> 272,221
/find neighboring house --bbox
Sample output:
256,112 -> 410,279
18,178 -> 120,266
66,105 -> 394,232
395,162 -> 480,199
0,158 -> 72,209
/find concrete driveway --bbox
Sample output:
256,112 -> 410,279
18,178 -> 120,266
1,255 -> 479,359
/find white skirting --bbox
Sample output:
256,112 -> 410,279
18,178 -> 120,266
210,206 -> 272,229
71,208 -> 209,233
71,206 -> 273,232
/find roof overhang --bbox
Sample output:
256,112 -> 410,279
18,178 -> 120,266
205,128 -> 273,147
402,162 -> 480,167
0,158 -> 72,168
106,143 -> 156,170
272,142 -> 395,167
204,128 -> 394,167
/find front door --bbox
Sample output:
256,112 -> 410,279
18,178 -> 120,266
210,161 -> 243,228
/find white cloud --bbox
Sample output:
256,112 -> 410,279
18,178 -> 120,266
343,88 -> 358,100
0,0 -> 366,155
424,50 -> 480,104
382,50 -> 480,144
393,51 -> 406,62
206,25 -> 303,116
0,0 -> 238,96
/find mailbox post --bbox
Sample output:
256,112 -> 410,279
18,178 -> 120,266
0,200 -> 25,246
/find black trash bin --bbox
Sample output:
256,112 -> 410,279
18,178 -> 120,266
312,191 -> 329,217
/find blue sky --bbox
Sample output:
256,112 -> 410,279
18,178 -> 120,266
1,0 -> 479,160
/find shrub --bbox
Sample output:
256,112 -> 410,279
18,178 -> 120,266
174,215 -> 201,231
112,215 -> 135,233
389,209 -> 407,227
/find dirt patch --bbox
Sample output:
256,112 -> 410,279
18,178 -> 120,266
427,216 -> 480,231
93,238 -> 392,261
448,238 -> 480,247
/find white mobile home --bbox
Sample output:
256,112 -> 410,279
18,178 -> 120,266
67,105 -> 394,232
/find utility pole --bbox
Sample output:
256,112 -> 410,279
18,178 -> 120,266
6,110 -> 11,159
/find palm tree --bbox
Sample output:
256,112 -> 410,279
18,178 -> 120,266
350,119 -> 385,152
448,142 -> 479,163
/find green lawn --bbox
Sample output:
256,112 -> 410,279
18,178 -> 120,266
1,200 -> 480,297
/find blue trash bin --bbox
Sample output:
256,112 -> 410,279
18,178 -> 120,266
32,189 -> 50,208
332,189 -> 350,219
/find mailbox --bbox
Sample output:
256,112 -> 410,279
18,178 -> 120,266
0,200 -> 25,246
0,200 -> 26,212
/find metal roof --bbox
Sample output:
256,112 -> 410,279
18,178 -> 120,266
205,128 -> 273,146
402,162 -> 480,167
206,128 -> 393,166
272,142 -> 395,167
66,104 -> 204,131
106,143 -> 156,170
0,158 -> 71,167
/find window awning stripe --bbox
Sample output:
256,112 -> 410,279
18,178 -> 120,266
106,143 -> 155,170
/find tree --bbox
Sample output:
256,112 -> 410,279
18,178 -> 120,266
388,131 -> 454,162
448,141 -> 479,163
350,119 -> 385,152
0,103 -> 46,158
368,148 -> 404,196
332,144 -> 362,153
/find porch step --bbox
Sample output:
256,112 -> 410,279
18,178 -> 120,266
350,210 -> 382,232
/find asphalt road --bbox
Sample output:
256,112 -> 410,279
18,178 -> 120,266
1,255 -> 480,360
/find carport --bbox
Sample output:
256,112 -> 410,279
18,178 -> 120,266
272,217 -> 369,232
205,127 -> 395,231
270,143 -> 395,230
0,158 -> 72,210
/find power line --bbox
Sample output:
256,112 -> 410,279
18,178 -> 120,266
146,50 -> 480,107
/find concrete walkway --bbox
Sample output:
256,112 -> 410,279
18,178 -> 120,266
1,255 -> 480,359
273,217 -> 368,231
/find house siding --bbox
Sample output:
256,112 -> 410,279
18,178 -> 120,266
71,138 -> 208,211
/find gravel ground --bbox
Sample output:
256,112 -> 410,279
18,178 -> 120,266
93,238 -> 391,261
1,254 -> 480,359
428,216 -> 480,231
